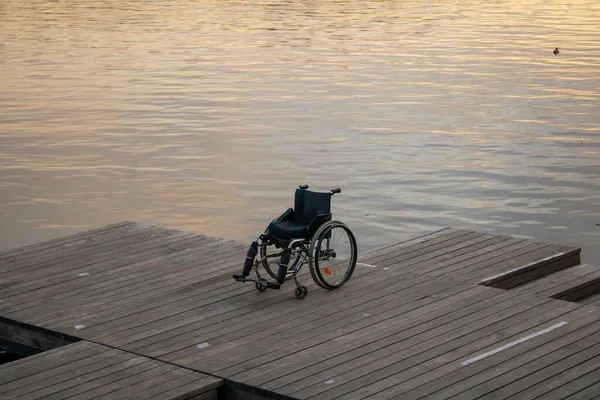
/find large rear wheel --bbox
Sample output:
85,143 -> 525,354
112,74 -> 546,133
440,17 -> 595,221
308,221 -> 357,289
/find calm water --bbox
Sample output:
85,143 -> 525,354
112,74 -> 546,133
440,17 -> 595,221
1,0 -> 600,262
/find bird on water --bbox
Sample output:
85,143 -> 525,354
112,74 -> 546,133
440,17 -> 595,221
554,48 -> 560,54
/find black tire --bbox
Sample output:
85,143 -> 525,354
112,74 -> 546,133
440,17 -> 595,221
295,285 -> 308,299
308,221 -> 357,289
260,232 -> 302,281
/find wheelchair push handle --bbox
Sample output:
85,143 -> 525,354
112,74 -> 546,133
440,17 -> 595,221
298,184 -> 340,195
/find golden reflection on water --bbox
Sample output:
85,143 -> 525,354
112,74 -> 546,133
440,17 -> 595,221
1,0 -> 600,261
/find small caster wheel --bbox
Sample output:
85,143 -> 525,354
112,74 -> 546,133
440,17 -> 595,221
256,282 -> 267,292
295,286 -> 308,300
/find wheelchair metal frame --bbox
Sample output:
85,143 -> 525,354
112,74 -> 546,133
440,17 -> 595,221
260,237 -> 309,286
240,236 -> 310,294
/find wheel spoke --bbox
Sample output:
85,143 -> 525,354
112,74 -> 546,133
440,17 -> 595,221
309,222 -> 357,289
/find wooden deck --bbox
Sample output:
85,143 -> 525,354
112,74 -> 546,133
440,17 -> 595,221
0,341 -> 221,400
2,222 -> 600,399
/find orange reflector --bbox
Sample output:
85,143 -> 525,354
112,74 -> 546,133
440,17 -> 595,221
323,267 -> 332,275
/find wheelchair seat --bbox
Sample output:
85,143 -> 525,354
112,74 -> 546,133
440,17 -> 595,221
268,219 -> 309,240
267,187 -> 333,241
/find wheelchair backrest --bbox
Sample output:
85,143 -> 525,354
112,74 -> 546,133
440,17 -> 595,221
294,188 -> 332,224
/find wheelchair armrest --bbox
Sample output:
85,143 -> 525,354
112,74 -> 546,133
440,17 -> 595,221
306,213 -> 332,239
273,208 -> 294,223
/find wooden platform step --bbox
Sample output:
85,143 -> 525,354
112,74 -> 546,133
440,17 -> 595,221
477,245 -> 581,290
510,262 -> 600,305
358,228 -> 582,290
0,340 -> 222,400
579,291 -> 600,307
547,265 -> 600,303
511,264 -> 600,299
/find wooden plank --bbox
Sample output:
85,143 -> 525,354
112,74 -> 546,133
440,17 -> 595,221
3,233 -> 221,300
90,372 -> 205,400
206,285 -> 500,378
356,230 -> 474,269
0,234 -> 219,316
0,231 -> 199,305
82,258 -> 381,340
0,343 -> 216,400
375,233 -> 500,271
478,245 -> 581,289
28,241 -> 245,327
94,265 -> 392,349
88,280 -> 297,348
30,238 -> 238,319
136,374 -> 223,400
359,230 -> 478,268
171,283 -> 487,376
533,364 -> 600,399
422,238 -> 529,277
354,306 -> 596,399
152,275 -> 474,365
550,269 -> 600,302
440,326 -> 600,399
291,299 -> 575,399
412,235 -> 517,276
356,227 -> 454,259
55,274 -> 243,337
490,250 -> 582,290
476,344 -> 600,399
3,224 -> 173,275
1,228 -> 198,294
2,225 -> 598,400
416,309 -> 600,400
0,316 -> 76,352
322,302 -> 582,400
87,363 -> 189,400
144,378 -> 223,400
76,279 -> 251,344
45,358 -> 181,400
49,245 -> 264,336
467,243 -> 571,283
363,231 -> 484,268
27,356 -> 157,400
20,257 -> 238,328
399,235 -> 514,273
563,380 -> 600,399
120,268 -> 425,355
448,242 -> 553,281
0,221 -> 137,260
3,233 -> 207,297
0,346 -> 126,396
0,341 -> 94,385
512,264 -> 600,297
388,309 -> 600,400
128,272 -> 453,359
263,289 -> 536,394
180,390 -> 219,400
2,242 -> 220,324
98,266 -> 400,348
578,289 -> 600,306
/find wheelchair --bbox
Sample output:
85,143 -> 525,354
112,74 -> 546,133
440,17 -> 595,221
233,185 -> 358,299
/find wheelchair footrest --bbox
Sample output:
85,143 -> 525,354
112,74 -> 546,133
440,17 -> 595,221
233,275 -> 281,290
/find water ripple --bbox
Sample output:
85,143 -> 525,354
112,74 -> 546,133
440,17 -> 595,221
1,0 -> 599,261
